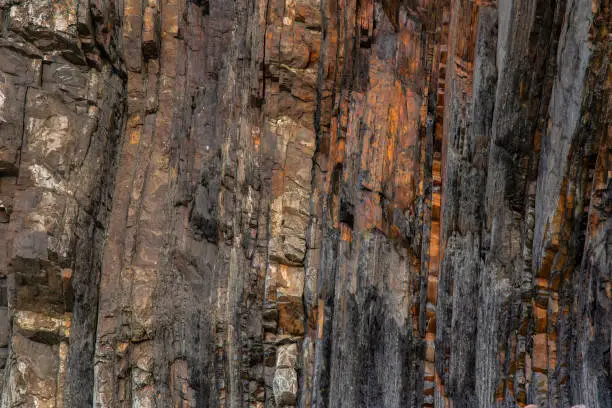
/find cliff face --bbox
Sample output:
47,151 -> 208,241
0,1 -> 609,407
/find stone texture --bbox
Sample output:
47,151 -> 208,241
0,1 -> 609,408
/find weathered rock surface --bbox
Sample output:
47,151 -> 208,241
0,0 -> 608,407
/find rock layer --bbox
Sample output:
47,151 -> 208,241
0,1 -> 609,408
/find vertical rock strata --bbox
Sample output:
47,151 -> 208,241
0,1 -> 608,408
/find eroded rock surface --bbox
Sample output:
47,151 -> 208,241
0,1 -> 609,408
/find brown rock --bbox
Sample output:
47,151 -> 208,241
0,1 -> 608,408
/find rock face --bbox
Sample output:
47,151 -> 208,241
0,0 -> 609,407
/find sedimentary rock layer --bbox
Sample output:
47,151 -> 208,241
0,1 -> 609,407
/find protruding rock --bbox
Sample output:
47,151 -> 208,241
273,367 -> 298,406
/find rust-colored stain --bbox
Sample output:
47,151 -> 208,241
317,299 -> 325,339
